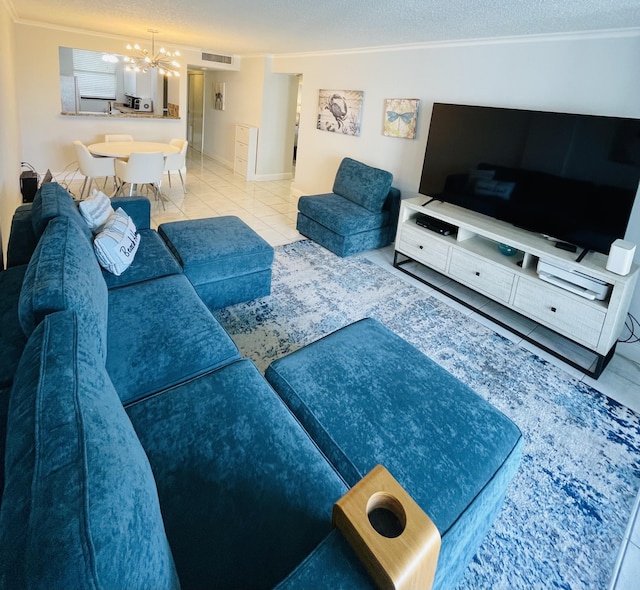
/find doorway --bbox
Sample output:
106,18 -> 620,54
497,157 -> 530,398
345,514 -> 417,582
293,74 -> 302,166
187,71 -> 204,153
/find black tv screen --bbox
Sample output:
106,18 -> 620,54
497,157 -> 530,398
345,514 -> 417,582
419,103 -> 640,254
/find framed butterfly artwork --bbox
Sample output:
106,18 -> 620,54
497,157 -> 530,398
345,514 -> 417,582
383,98 -> 419,139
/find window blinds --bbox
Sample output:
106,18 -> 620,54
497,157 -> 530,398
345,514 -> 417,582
72,49 -> 117,99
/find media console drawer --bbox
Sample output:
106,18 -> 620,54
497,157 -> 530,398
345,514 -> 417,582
514,278 -> 605,347
397,225 -> 450,272
449,250 -> 515,303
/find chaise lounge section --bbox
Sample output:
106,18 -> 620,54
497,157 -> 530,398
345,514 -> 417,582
266,317 -> 523,590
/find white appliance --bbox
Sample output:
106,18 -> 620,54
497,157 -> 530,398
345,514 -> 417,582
134,97 -> 153,112
536,259 -> 611,301
606,239 -> 636,276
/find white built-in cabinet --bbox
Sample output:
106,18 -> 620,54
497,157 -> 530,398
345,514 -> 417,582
394,196 -> 639,377
234,124 -> 258,180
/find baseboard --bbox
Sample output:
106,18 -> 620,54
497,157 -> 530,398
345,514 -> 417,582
253,172 -> 293,181
206,153 -> 233,170
202,152 -> 293,182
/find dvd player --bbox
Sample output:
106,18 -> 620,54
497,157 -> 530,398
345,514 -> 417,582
416,214 -> 456,236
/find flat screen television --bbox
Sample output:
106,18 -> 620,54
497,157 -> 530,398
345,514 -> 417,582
419,103 -> 640,255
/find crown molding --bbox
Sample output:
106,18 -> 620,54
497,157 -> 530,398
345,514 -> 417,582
11,16 -> 204,54
273,26 -> 640,59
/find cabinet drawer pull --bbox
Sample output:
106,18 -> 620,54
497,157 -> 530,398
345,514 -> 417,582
475,271 -> 480,277
419,245 -> 424,250
551,306 -> 557,313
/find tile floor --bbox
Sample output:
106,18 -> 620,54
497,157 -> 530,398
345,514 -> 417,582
66,147 -> 640,589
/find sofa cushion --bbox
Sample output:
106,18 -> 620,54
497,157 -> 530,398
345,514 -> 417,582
0,387 -> 10,502
332,158 -> 393,212
0,265 -> 28,390
275,530 -> 373,590
107,273 -> 241,404
298,193 -> 390,236
7,205 -> 37,268
0,310 -> 180,590
102,229 -> 182,289
126,358 -> 348,590
110,196 -> 151,231
18,216 -> 109,361
31,182 -> 92,242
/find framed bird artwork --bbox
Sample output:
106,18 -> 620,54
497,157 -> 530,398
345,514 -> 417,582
317,89 -> 364,136
384,98 -> 419,139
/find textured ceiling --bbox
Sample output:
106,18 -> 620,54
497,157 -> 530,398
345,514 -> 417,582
9,0 -> 640,56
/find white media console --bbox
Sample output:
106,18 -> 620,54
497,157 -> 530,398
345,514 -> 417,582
394,196 -> 639,378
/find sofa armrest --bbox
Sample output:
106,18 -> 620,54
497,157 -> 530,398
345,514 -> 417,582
111,197 -> 151,230
333,465 -> 440,590
7,205 -> 37,268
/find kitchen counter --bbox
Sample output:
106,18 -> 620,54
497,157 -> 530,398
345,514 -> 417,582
61,102 -> 179,119
61,111 -> 179,119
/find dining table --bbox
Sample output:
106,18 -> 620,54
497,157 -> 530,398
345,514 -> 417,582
87,141 -> 179,158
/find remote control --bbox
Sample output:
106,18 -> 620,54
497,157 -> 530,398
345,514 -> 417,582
555,241 -> 577,253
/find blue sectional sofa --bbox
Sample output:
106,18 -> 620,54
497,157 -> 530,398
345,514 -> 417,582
0,182 -> 522,589
0,183 -> 355,589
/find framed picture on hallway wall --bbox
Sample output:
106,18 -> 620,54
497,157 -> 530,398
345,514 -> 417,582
214,82 -> 225,110
383,98 -> 419,139
317,89 -> 364,136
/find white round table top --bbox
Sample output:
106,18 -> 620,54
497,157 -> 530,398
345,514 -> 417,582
88,141 -> 179,158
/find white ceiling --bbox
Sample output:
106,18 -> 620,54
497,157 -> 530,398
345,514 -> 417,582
9,0 -> 640,56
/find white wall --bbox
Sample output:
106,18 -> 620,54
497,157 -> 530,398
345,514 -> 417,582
12,23 -> 194,176
203,56 -> 296,179
272,31 -> 640,363
0,1 -> 21,262
256,58 -> 297,179
202,58 -> 264,166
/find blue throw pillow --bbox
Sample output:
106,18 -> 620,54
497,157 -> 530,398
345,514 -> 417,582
332,157 -> 393,212
0,310 -> 180,590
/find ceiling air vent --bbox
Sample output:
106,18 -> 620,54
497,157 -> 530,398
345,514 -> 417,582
202,52 -> 233,65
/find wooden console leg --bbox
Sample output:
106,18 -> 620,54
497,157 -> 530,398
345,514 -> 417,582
332,465 -> 441,590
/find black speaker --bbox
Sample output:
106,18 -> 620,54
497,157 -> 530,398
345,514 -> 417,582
20,170 -> 38,203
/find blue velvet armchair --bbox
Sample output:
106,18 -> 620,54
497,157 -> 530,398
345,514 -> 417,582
297,158 -> 401,257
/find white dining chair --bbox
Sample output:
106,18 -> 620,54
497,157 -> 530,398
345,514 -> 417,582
105,134 -> 133,142
73,140 -> 116,199
114,152 -> 165,203
163,138 -> 188,193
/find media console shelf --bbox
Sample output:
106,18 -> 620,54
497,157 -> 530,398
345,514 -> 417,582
394,195 -> 639,378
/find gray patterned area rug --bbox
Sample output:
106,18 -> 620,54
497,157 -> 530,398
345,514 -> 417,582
213,239 -> 640,589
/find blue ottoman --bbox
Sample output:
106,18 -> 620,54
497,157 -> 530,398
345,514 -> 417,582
158,216 -> 274,309
265,318 -> 523,590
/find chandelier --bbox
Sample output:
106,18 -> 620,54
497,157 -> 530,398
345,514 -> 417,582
124,29 -> 180,77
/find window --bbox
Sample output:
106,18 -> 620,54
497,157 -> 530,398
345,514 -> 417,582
72,49 -> 116,99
